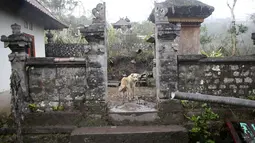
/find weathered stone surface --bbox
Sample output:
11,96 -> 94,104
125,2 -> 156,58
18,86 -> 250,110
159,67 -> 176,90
178,55 -> 255,97
71,125 -> 188,143
45,43 -> 91,57
155,15 -> 180,99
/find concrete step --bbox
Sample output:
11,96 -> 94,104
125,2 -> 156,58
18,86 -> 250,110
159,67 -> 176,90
108,101 -> 160,125
71,125 -> 188,143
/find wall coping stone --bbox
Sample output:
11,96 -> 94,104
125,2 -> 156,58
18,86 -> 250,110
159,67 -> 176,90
26,57 -> 88,66
178,54 -> 207,62
0,126 -> 75,135
178,54 -> 255,63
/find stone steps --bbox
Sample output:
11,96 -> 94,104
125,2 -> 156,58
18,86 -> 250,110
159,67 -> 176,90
71,125 -> 188,143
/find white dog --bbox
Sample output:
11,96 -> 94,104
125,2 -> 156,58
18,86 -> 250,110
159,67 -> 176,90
118,73 -> 140,101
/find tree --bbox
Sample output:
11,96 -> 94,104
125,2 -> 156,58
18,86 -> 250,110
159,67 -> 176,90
39,0 -> 93,43
251,13 -> 255,24
227,0 -> 248,56
227,0 -> 238,56
38,0 -> 79,21
200,25 -> 213,49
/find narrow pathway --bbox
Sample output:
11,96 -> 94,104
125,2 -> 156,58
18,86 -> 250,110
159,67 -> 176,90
0,90 -> 11,115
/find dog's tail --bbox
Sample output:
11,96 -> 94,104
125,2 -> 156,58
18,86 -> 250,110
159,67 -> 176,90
118,78 -> 127,92
118,85 -> 127,92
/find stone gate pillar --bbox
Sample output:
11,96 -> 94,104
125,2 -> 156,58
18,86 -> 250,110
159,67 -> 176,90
154,3 -> 181,99
1,23 -> 31,102
1,23 -> 32,142
80,2 -> 107,100
252,33 -> 255,45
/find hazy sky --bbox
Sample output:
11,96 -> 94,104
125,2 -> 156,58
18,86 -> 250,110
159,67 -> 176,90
73,0 -> 255,23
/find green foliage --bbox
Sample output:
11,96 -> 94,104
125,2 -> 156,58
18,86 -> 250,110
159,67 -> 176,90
200,25 -> 213,46
0,113 -> 14,128
39,0 -> 92,44
228,24 -> 248,35
186,103 -> 219,143
181,100 -> 201,109
52,105 -> 64,111
38,0 -> 79,20
131,21 -> 154,36
201,48 -> 224,57
251,13 -> 255,24
28,103 -> 38,112
247,89 -> 255,100
134,50 -> 154,62
51,28 -> 88,44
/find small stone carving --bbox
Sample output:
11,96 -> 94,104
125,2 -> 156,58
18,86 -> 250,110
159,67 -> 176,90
97,46 -> 105,55
92,3 -> 105,24
1,23 -> 32,53
46,30 -> 54,44
155,3 -> 168,23
80,3 -> 106,43
84,46 -> 91,54
252,33 -> 255,45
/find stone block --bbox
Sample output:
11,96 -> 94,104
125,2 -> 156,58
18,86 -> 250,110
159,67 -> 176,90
57,67 -> 86,78
224,78 -> 234,84
235,78 -> 243,83
87,77 -> 105,88
233,71 -> 240,76
71,126 -> 188,143
244,77 -> 253,83
87,86 -> 106,100
230,65 -> 239,70
241,70 -> 250,76
159,66 -> 177,75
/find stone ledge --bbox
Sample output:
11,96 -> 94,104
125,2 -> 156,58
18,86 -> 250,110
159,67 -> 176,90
26,57 -> 87,66
178,54 -> 255,63
26,57 -> 102,68
22,112 -> 108,126
71,125 -> 188,143
71,125 -> 187,135
178,54 -> 207,62
0,126 -> 76,135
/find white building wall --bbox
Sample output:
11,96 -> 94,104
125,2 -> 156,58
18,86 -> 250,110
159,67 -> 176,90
0,9 -> 45,92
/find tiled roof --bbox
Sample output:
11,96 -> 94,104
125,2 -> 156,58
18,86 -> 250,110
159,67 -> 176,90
24,0 -> 68,28
148,0 -> 214,23
113,18 -> 131,26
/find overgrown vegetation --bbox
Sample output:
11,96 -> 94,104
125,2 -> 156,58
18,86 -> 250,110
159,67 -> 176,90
185,104 -> 219,143
201,48 -> 224,57
28,103 -> 65,112
52,105 -> 64,111
247,89 -> 255,101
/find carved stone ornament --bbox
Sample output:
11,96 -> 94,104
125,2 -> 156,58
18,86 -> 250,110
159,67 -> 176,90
46,30 -> 54,44
252,33 -> 255,45
80,3 -> 106,43
157,23 -> 181,40
92,3 -> 105,24
1,23 -> 32,53
154,3 -> 168,23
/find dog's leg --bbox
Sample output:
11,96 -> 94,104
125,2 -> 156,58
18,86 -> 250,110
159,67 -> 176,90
131,85 -> 136,101
127,87 -> 132,102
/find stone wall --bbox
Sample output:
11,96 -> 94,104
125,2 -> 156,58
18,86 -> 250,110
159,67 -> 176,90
26,57 -> 106,111
178,55 -> 255,97
45,43 -> 89,57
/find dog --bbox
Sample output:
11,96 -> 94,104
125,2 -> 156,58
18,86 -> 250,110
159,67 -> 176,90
118,73 -> 141,101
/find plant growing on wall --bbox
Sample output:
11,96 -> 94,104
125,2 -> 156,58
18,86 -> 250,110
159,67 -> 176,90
186,103 -> 219,143
201,48 -> 224,57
